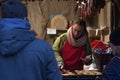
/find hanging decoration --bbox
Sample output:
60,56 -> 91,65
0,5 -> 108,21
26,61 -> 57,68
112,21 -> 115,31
75,0 -> 106,18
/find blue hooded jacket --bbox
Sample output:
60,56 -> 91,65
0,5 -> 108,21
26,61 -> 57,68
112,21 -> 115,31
102,57 -> 120,80
0,18 -> 62,80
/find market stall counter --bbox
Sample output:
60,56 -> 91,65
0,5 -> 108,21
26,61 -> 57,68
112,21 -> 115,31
62,69 -> 102,80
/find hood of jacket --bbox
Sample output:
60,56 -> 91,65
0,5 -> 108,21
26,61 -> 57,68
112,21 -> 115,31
0,18 -> 36,56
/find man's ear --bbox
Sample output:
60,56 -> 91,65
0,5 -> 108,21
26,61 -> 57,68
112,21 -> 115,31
114,46 -> 120,56
109,43 -> 116,51
109,43 -> 116,55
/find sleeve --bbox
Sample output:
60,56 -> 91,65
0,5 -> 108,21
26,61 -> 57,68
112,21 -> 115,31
85,39 -> 93,65
102,65 -> 116,80
52,34 -> 65,63
102,57 -> 120,80
46,44 -> 63,80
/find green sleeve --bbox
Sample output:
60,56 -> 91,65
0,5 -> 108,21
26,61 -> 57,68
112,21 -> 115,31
85,39 -> 93,65
52,33 -> 67,62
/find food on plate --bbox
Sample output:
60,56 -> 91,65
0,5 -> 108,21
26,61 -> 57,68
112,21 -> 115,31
75,70 -> 102,75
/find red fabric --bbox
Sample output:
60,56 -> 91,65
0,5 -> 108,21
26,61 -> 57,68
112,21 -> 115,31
91,40 -> 108,51
61,41 -> 85,71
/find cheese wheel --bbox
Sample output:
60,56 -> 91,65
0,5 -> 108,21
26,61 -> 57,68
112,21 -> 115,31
51,15 -> 68,29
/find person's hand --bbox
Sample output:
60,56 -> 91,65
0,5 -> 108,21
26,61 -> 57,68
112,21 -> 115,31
58,62 -> 64,70
80,55 -> 91,64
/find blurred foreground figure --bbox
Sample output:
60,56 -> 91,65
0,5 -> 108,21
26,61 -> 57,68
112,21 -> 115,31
102,27 -> 120,80
0,1 -> 62,80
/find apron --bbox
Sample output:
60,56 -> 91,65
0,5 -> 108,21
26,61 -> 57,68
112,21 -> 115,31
61,41 -> 85,71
